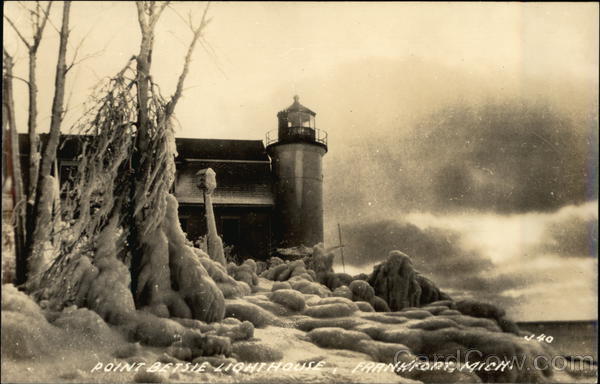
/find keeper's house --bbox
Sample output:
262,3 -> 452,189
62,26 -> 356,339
17,96 -> 328,261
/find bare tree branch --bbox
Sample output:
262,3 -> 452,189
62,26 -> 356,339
65,30 -> 98,74
66,48 -> 104,74
6,1 -> 52,51
199,37 -> 228,79
16,1 -> 30,12
39,1 -> 70,179
150,1 -> 170,27
32,2 -> 52,49
168,3 -> 188,26
29,6 -> 37,37
136,1 -> 170,33
37,2 -> 61,34
4,15 -> 32,49
135,2 -> 148,33
165,2 -> 210,117
6,74 -> 31,86
187,12 -> 194,31
35,1 -> 41,29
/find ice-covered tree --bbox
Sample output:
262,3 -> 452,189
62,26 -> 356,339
27,1 -> 233,329
4,1 -> 54,284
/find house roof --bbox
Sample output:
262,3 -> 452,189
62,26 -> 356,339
17,133 -> 274,207
175,137 -> 269,162
18,134 -> 270,162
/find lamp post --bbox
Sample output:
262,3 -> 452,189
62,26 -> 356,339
196,168 -> 226,265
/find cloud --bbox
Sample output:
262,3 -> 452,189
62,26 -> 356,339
315,58 -> 598,222
333,202 -> 597,321
340,219 -> 487,271
326,99 -> 598,219
404,102 -> 598,213
497,256 -> 597,321
338,217 -> 535,295
538,207 -> 598,258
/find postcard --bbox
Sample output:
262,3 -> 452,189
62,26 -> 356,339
2,2 -> 597,383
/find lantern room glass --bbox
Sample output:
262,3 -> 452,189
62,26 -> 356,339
287,111 -> 315,129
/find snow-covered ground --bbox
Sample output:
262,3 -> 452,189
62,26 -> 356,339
2,275 -> 597,383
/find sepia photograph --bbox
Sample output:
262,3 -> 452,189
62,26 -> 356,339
1,2 -> 598,383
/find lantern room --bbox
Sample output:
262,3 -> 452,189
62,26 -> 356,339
268,95 -> 326,149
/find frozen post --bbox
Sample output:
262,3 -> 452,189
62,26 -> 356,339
196,168 -> 226,265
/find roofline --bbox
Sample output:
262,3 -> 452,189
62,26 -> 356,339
278,108 -> 316,117
175,137 -> 265,143
18,132 -> 266,144
178,202 -> 275,208
177,158 -> 270,164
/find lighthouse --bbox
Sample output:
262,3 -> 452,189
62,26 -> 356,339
266,95 -> 328,249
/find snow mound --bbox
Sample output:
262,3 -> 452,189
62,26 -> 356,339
227,259 -> 259,289
355,301 -> 375,312
303,302 -> 357,318
332,285 -> 353,300
245,294 -> 295,316
288,276 -> 331,297
349,280 -> 375,303
269,289 -> 306,312
133,370 -> 165,383
275,245 -> 313,259
198,250 -> 251,298
271,281 -> 292,291
368,250 -> 450,311
308,327 -> 371,350
371,296 -> 391,312
297,301 -> 557,383
232,341 -> 284,362
2,284 -> 47,322
295,316 -> 367,332
260,259 -> 315,282
225,300 -> 287,327
455,298 -> 505,319
1,284 -> 60,359
52,306 -> 114,343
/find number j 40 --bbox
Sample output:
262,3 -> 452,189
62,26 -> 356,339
524,334 -> 553,343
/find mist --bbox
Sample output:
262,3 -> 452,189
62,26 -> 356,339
328,202 -> 597,321
312,57 -> 598,321
309,58 -> 598,223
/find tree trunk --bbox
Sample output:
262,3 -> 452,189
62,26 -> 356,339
37,2 -> 69,181
25,1 -> 71,284
26,51 -> 41,248
3,53 -> 26,284
129,6 -> 155,297
4,1 -> 52,285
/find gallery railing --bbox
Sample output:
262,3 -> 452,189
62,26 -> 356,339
265,127 -> 328,147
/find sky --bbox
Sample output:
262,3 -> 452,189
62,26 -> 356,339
3,1 -> 598,321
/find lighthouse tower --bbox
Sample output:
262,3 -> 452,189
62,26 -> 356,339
266,95 -> 328,248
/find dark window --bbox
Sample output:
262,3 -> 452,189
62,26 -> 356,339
221,217 -> 240,247
179,217 -> 189,234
